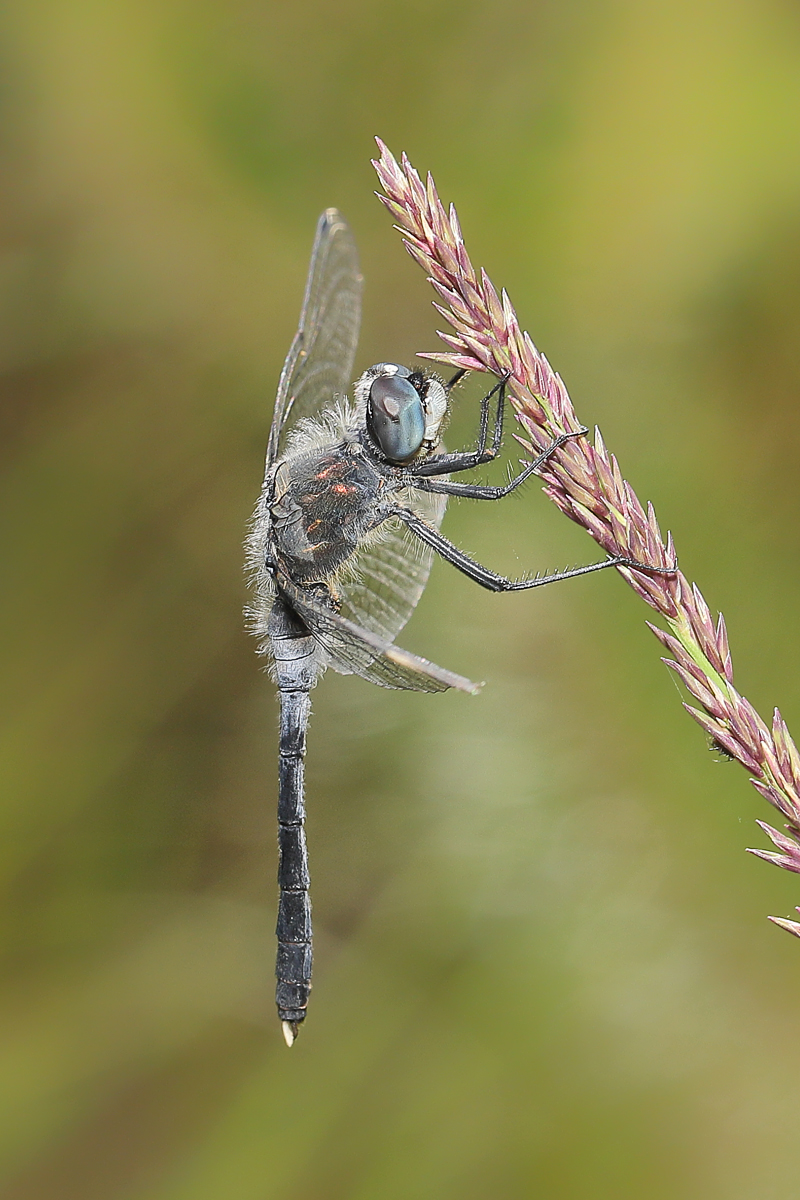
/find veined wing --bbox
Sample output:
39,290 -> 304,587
266,209 -> 362,470
336,484 -> 447,645
276,573 -> 480,695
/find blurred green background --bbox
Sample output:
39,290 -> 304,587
2,0 -> 800,1196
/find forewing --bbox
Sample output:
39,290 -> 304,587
276,574 -> 479,695
336,485 -> 447,644
266,209 -> 362,469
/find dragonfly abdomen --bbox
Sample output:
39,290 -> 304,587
269,599 -> 320,1045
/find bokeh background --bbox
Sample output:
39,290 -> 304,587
2,1 -> 800,1196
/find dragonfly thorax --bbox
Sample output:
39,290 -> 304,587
269,445 -> 382,584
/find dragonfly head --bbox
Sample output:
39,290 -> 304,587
357,363 -> 447,464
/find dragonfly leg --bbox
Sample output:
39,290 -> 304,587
391,507 -> 675,592
409,374 -> 509,478
409,425 -> 589,499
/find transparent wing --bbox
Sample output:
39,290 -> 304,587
266,209 -> 362,469
336,485 -> 447,645
275,574 -> 479,695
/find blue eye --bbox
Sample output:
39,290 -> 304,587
367,374 -> 426,463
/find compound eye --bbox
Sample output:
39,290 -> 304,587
367,374 -> 425,463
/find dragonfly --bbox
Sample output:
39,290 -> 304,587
247,209 -> 668,1046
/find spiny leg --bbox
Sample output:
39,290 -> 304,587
411,425 -> 589,499
410,373 -> 509,478
391,506 -> 675,593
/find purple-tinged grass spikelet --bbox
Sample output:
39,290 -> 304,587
767,911 -> 800,938
750,778 -> 799,821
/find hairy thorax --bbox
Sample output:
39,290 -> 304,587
269,443 -> 383,583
